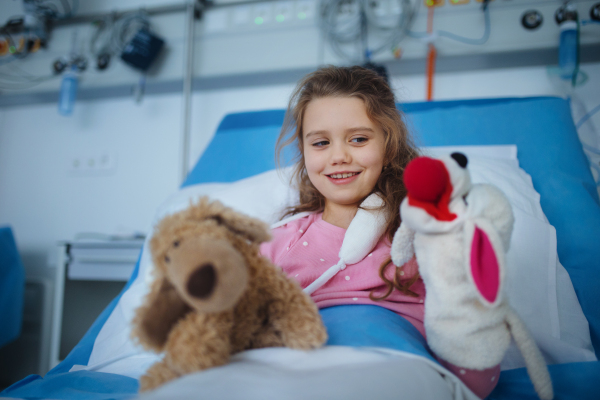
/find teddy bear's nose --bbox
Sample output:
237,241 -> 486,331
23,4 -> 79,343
187,263 -> 216,299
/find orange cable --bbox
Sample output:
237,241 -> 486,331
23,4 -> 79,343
426,5 -> 436,102
427,3 -> 434,33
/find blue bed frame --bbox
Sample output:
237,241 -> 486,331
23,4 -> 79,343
0,226 -> 25,350
3,97 -> 599,399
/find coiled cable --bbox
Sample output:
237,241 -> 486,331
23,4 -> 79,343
320,0 -> 416,63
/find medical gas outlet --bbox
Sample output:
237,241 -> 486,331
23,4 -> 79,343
555,2 -> 579,81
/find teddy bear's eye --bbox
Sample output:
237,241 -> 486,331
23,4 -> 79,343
173,240 -> 180,248
209,215 -> 224,225
164,255 -> 170,263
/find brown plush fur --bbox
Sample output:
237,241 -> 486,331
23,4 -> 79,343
131,197 -> 328,392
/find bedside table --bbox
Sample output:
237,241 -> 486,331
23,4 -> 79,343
49,239 -> 144,370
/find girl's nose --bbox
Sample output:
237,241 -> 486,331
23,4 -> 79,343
330,143 -> 351,165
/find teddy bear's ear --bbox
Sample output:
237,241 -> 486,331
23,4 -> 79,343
131,276 -> 190,352
210,206 -> 272,245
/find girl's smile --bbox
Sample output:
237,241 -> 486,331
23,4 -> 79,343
302,96 -> 385,219
326,171 -> 361,184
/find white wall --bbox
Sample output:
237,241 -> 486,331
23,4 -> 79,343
0,94 -> 182,275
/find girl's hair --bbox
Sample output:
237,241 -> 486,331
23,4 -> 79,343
275,65 -> 420,299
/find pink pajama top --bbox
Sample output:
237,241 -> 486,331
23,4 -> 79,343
260,213 -> 500,399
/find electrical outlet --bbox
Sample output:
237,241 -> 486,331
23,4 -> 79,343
97,152 -> 116,171
69,152 -> 117,176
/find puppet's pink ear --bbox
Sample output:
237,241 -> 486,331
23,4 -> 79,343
470,226 -> 501,305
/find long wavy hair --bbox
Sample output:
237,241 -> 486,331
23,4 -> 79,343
275,65 -> 421,299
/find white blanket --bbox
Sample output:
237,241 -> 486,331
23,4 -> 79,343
136,347 -> 478,400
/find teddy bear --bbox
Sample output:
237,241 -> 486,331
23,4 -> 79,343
131,197 -> 328,392
391,153 -> 553,400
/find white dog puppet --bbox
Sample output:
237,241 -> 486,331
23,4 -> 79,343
391,153 -> 553,400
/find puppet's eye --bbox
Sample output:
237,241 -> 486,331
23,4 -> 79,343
463,195 -> 468,205
451,152 -> 468,168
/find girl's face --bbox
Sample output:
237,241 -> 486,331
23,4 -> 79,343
302,96 -> 386,210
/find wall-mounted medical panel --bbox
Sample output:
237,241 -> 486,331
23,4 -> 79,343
0,0 -> 599,100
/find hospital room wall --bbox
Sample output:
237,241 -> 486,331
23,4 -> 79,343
0,94 -> 183,277
0,62 -> 599,280
190,62 -> 600,173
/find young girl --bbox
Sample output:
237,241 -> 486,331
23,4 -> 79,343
260,66 -> 500,399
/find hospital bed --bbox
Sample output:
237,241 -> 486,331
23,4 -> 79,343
2,96 -> 600,399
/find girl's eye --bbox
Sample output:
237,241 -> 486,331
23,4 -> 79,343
351,137 -> 368,143
313,140 -> 329,147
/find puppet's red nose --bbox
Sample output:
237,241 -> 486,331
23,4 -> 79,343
403,157 -> 449,202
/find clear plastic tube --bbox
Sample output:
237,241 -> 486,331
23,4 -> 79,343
58,67 -> 78,116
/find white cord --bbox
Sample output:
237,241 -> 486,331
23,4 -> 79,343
304,260 -> 347,295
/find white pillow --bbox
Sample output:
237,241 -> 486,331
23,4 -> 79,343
82,145 -> 595,378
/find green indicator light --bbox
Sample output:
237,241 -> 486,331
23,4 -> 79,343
298,12 -> 306,20
276,14 -> 285,22
255,16 -> 264,25
8,46 -> 16,54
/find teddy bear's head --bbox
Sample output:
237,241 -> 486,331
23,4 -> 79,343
149,197 -> 272,314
